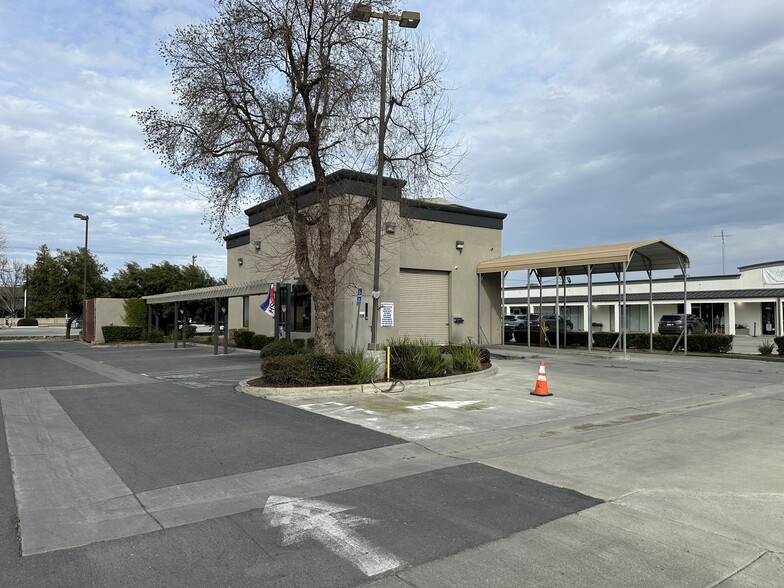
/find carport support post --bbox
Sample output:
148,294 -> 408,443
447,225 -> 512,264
622,260 -> 629,355
501,271 -> 507,346
213,298 -> 219,356
682,258 -> 688,355
223,299 -> 228,355
526,270 -> 532,349
555,267 -> 560,350
147,304 -> 152,333
181,306 -> 187,348
173,302 -> 179,349
586,265 -> 593,352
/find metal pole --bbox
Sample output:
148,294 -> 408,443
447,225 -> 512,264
370,12 -> 389,349
82,216 -> 89,305
213,299 -> 219,356
587,265 -> 593,352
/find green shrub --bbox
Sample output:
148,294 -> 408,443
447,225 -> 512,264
346,349 -> 380,384
17,318 -> 38,326
234,329 -> 255,348
260,340 -> 301,360
773,336 -> 784,356
252,333 -> 274,350
389,339 -> 451,380
261,353 -> 354,386
102,326 -> 145,343
592,332 -> 619,348
758,339 -> 775,355
146,329 -> 164,343
292,338 -> 305,349
446,343 -> 481,373
123,298 -> 147,328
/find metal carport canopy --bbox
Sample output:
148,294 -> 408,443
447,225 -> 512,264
142,280 -> 269,304
476,239 -> 689,276
475,239 -> 691,356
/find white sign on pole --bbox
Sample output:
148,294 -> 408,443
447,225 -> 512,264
380,303 -> 394,327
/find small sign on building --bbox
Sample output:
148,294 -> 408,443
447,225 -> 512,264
380,302 -> 394,327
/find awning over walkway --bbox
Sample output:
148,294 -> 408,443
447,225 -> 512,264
476,239 -> 689,277
142,280 -> 269,304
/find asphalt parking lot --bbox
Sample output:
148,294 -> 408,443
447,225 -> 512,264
260,347 -> 784,587
1,339 -> 782,586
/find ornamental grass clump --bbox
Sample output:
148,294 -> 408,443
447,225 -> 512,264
447,343 -> 481,373
757,339 -> 775,356
389,338 -> 451,380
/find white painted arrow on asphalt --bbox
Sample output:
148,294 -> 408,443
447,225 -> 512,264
262,495 -> 403,577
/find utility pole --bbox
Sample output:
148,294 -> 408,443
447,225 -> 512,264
712,228 -> 733,275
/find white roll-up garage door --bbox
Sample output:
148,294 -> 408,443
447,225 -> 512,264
399,269 -> 450,343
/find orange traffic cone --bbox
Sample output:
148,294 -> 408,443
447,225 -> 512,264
531,360 -> 552,397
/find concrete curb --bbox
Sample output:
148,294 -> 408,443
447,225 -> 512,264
237,364 -> 499,398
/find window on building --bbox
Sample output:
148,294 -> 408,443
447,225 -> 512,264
242,295 -> 249,328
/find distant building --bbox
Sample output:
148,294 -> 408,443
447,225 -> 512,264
503,260 -> 784,336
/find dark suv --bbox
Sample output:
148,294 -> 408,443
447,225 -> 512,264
658,314 -> 708,335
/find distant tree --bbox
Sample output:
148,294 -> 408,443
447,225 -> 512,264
106,260 -> 222,325
123,298 -> 148,328
27,245 -> 107,338
0,229 -> 26,318
0,258 -> 25,318
135,0 -> 460,353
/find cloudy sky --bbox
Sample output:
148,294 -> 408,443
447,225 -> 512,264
1,0 -> 782,284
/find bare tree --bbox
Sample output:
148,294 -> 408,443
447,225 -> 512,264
135,0 -> 461,353
0,229 -> 24,320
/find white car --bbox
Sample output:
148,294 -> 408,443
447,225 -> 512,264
504,314 -> 527,329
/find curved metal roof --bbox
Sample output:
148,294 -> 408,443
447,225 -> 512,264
142,280 -> 269,304
476,239 -> 689,277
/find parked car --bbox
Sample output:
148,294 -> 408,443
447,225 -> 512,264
504,314 -> 528,329
529,314 -> 572,332
657,314 -> 709,335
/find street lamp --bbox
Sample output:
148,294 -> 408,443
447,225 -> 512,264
349,3 -> 420,347
73,213 -> 89,309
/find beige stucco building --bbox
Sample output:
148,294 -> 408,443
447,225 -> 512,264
223,170 -> 506,350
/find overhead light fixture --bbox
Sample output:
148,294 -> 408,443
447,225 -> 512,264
253,241 -> 261,251
455,240 -> 464,252
237,258 -> 243,267
399,10 -> 420,28
385,222 -> 396,234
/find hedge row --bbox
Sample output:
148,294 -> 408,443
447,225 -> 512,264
17,318 -> 38,326
102,326 -> 146,343
507,330 -> 734,354
261,353 -> 356,386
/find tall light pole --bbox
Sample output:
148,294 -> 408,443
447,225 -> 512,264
73,213 -> 89,310
349,3 -> 420,347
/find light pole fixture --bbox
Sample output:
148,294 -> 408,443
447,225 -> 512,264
73,213 -> 89,307
349,3 -> 420,347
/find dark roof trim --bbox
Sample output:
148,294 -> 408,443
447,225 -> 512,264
245,169 -> 406,226
737,260 -> 784,271
402,200 -> 506,230
240,168 -> 505,230
224,229 -> 250,250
